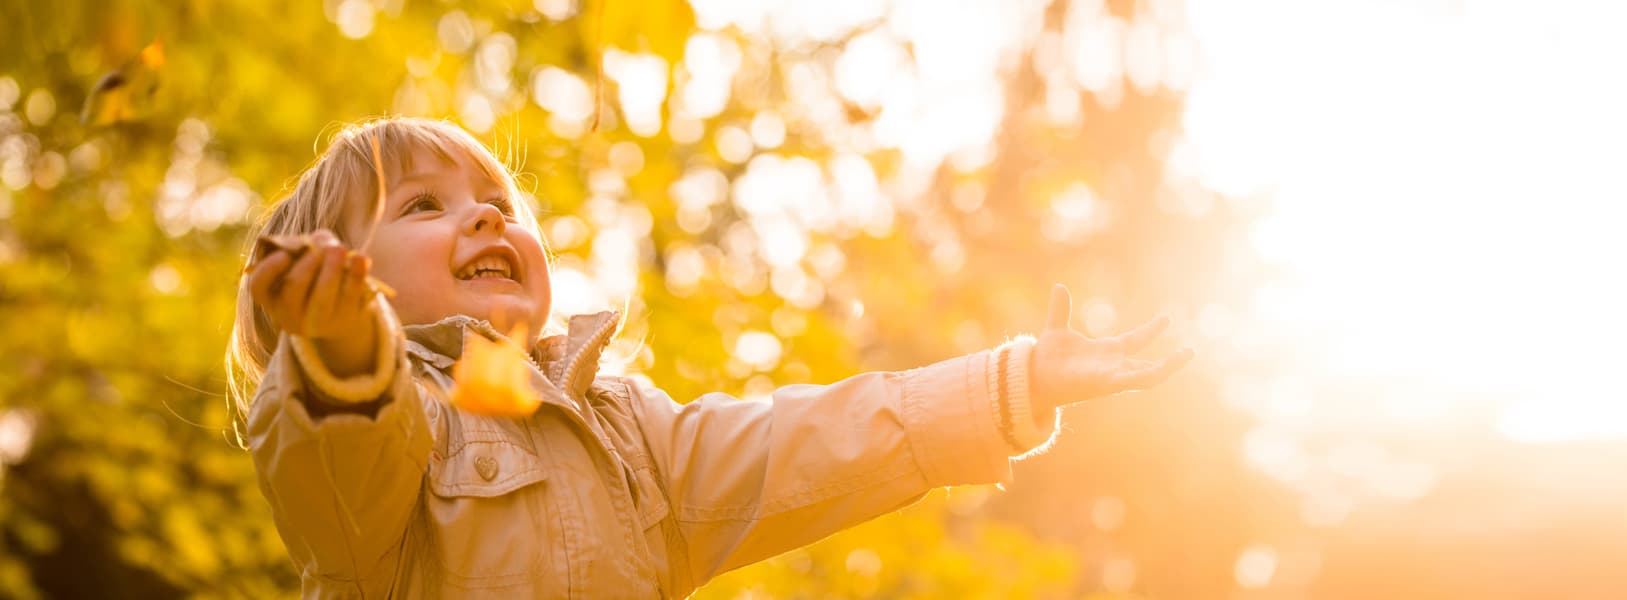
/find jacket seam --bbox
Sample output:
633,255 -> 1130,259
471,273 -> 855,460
426,467 -> 549,497
900,354 -> 979,487
924,351 -> 989,483
438,438 -> 537,459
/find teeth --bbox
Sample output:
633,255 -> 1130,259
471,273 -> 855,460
457,255 -> 514,280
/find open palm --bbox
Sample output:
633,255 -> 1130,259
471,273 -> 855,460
1030,284 -> 1194,412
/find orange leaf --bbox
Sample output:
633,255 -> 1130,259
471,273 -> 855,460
450,325 -> 543,417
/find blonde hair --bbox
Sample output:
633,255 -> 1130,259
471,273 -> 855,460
224,117 -> 545,448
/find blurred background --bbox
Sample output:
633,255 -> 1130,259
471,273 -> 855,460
2,0 -> 1625,597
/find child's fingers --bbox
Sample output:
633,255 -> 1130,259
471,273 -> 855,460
247,251 -> 292,305
277,246 -> 325,333
343,252 -> 372,307
317,252 -> 369,326
311,228 -> 339,247
1111,315 -> 1171,354
346,252 -> 371,281
1109,348 -> 1194,392
1045,284 -> 1073,332
304,246 -> 347,337
327,253 -> 368,324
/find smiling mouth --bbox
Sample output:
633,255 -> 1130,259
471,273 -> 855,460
454,254 -> 518,282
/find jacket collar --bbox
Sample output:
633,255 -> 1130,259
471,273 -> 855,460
402,310 -> 622,400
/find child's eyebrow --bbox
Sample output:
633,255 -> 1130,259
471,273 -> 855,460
383,173 -> 509,207
393,172 -> 440,186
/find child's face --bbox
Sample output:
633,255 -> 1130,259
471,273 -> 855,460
341,146 -> 552,338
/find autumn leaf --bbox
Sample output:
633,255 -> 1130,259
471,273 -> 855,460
450,325 -> 544,418
251,234 -> 311,263
81,38 -> 165,126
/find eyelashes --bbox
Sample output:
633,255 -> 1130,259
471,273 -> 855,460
405,192 -> 440,214
487,196 -> 515,216
402,191 -> 515,217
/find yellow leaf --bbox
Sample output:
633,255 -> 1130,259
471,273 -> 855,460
450,325 -> 543,417
80,38 -> 165,126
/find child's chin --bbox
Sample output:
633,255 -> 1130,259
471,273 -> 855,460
471,299 -> 542,334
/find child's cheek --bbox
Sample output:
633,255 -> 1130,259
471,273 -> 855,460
513,233 -> 551,287
529,252 -> 552,310
526,245 -> 553,326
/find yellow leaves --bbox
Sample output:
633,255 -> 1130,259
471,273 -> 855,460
80,38 -> 165,126
581,0 -> 695,64
139,38 -> 166,69
450,326 -> 544,418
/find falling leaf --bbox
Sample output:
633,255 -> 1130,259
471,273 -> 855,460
81,38 -> 165,126
450,325 -> 543,418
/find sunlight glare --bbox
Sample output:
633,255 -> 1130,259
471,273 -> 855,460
1184,0 -> 1627,441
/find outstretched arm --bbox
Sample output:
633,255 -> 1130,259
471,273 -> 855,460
626,348 -> 1036,593
625,283 -> 1191,593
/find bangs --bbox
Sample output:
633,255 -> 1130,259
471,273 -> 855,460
327,118 -> 534,228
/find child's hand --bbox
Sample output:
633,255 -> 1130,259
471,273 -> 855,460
1029,284 -> 1194,415
246,229 -> 378,376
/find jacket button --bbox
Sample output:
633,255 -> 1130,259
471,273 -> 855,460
475,455 -> 498,481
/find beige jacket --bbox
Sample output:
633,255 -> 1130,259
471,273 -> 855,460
248,304 -> 1057,599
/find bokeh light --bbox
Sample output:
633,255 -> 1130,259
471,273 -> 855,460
4,0 -> 1624,597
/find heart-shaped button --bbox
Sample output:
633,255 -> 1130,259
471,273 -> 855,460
475,455 -> 498,481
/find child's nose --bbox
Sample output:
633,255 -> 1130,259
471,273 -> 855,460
463,202 -> 507,236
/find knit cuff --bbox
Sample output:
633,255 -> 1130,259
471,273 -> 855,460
288,294 -> 401,403
991,336 -> 1057,454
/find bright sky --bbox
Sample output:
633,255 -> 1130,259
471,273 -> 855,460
1181,0 -> 1627,442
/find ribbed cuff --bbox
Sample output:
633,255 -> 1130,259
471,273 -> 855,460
990,336 -> 1057,454
288,294 -> 401,403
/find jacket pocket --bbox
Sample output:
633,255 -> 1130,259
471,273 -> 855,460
424,439 -> 553,581
615,445 -> 673,530
623,461 -> 670,532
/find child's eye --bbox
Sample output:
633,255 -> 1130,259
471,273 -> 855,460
488,197 -> 515,216
406,193 -> 441,213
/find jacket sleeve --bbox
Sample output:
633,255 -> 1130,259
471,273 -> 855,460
246,298 -> 433,596
627,337 -> 1059,590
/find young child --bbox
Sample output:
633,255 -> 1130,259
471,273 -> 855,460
227,117 -> 1192,598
